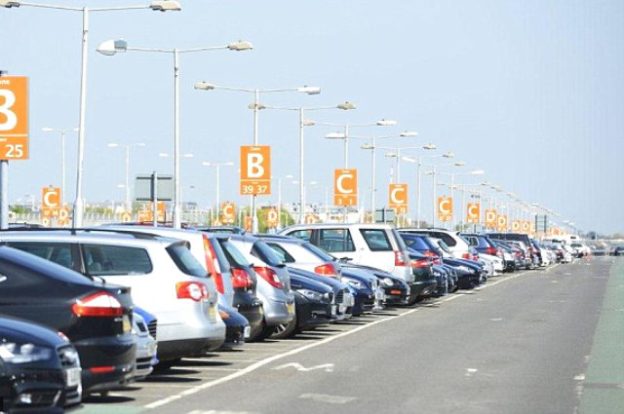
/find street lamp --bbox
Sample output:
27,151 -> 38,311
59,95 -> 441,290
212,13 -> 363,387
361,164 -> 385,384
194,82 -> 321,233
41,127 -> 78,205
321,119 -> 397,168
358,131 -> 418,221
258,102 -> 356,224
1,1 -> 181,228
107,142 -> 146,212
202,161 -> 234,222
97,39 -> 251,229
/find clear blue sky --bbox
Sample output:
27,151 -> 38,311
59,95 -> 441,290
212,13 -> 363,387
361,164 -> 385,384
1,0 -> 623,234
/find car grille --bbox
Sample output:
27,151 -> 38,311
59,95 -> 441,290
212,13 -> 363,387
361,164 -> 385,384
136,356 -> 153,371
335,289 -> 345,305
148,319 -> 158,339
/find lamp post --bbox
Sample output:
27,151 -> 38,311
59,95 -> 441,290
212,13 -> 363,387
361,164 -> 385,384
107,142 -> 146,212
41,127 -> 78,205
258,102 -> 356,224
194,83 -> 320,233
202,161 -> 234,222
423,153 -> 458,228
97,39 -> 251,229
357,132 -> 418,221
397,144 -> 437,228
436,169 -> 484,229
1,0 -> 182,228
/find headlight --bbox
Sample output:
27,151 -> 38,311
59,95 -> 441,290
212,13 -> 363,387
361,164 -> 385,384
341,277 -> 364,290
457,265 -> 472,273
0,342 -> 53,364
382,277 -> 394,287
297,289 -> 324,302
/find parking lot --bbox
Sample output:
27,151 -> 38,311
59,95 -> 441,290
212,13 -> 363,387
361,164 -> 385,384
75,257 -> 622,414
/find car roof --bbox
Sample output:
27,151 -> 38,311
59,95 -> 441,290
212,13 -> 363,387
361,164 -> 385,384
0,228 -> 179,248
281,223 -> 394,231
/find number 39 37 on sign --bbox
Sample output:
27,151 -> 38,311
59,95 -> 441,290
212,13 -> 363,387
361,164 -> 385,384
0,76 -> 29,160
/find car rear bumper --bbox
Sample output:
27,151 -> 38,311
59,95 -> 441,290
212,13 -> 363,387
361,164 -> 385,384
72,334 -> 136,392
157,337 -> 225,361
264,299 -> 296,326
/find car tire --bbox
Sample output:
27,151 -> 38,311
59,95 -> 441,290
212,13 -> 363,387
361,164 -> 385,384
271,316 -> 298,339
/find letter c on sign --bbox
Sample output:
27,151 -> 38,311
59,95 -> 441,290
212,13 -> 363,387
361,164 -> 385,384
440,198 -> 451,214
223,204 -> 234,217
390,187 -> 405,204
337,173 -> 354,194
43,190 -> 60,209
468,204 -> 478,218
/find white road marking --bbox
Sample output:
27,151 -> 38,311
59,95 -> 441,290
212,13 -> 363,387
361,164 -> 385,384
465,368 -> 479,377
490,317 -> 503,322
273,362 -> 334,372
186,411 -> 259,414
574,374 -> 586,381
144,270 -> 532,410
299,393 -> 356,404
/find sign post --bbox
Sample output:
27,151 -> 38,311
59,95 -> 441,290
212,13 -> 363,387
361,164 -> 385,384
0,75 -> 29,229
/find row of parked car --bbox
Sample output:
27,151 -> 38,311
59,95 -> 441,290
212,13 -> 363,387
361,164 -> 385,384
0,223 -> 571,412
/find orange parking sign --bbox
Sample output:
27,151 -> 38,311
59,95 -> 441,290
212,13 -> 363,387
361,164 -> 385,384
437,196 -> 453,222
497,214 -> 508,231
221,202 -> 236,224
41,186 -> 61,217
0,76 -> 29,160
388,184 -> 408,214
266,207 -> 278,228
485,209 -> 497,229
466,202 -> 480,224
334,169 -> 357,206
240,145 -> 271,195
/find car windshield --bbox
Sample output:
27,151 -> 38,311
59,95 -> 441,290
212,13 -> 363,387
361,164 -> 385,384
166,242 -> 208,278
251,240 -> 285,267
219,239 -> 251,267
400,234 -> 429,250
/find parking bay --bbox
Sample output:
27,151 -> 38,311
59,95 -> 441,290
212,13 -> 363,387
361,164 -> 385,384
78,258 -> 618,414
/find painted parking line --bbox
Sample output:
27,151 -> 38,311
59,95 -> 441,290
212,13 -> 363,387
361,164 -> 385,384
143,269 -> 536,411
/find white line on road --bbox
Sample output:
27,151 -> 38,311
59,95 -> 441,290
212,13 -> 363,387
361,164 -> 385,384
273,362 -> 334,372
299,393 -> 356,404
144,270 -> 530,410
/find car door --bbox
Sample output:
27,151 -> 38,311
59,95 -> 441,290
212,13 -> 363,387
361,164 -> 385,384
316,228 -> 359,263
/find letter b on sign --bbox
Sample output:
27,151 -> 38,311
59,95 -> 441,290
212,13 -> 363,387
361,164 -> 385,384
240,145 -> 271,195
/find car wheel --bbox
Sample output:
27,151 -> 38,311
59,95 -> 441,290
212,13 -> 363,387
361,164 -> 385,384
271,316 -> 298,339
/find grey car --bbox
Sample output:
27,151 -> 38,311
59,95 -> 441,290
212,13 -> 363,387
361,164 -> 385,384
228,234 -> 295,339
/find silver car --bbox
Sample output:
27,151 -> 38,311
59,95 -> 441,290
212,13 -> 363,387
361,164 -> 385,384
228,234 -> 295,338
131,311 -> 157,380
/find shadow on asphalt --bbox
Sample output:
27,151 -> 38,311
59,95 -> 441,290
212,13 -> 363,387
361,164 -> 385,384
143,369 -> 203,383
177,359 -> 234,367
83,394 -> 136,404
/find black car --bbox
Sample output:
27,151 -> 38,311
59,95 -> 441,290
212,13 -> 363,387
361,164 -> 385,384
0,246 -> 136,395
0,316 -> 82,413
272,268 -> 335,338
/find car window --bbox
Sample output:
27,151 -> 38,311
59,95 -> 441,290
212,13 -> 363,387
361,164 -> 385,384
303,242 -> 336,262
288,229 -> 313,242
166,243 -> 208,278
82,244 -> 153,276
206,237 -> 231,273
218,239 -> 251,267
266,243 -> 295,263
318,229 -> 355,252
392,229 -> 408,251
400,234 -> 429,250
360,229 -> 392,251
5,242 -> 75,269
466,237 -> 478,246
251,241 -> 285,266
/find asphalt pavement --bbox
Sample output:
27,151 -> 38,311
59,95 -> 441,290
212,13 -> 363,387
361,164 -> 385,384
80,257 -> 622,414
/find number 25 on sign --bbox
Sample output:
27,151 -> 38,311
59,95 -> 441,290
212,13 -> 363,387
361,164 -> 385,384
0,76 -> 29,160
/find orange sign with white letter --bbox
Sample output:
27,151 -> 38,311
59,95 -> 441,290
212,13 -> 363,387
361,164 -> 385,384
485,209 -> 497,229
41,187 -> 61,217
266,207 -> 278,228
388,184 -> 408,214
0,76 -> 29,160
240,145 -> 271,195
511,220 -> 521,231
437,196 -> 453,222
221,202 -> 236,224
466,202 -> 480,224
334,169 -> 357,206
497,214 -> 508,231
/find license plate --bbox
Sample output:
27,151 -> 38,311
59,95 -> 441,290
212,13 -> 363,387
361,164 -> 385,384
339,305 -> 347,314
148,341 -> 157,356
331,305 -> 337,316
122,315 -> 131,333
208,306 -> 217,322
287,303 -> 295,315
243,326 -> 251,339
65,367 -> 81,387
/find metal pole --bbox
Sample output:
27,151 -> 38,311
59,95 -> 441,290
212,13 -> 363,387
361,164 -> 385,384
461,184 -> 466,231
72,8 -> 89,228
0,161 -> 8,229
172,49 -> 181,228
251,89 -> 259,232
152,171 -> 158,227
416,156 -> 421,228
215,164 -> 221,220
343,124 -> 349,223
125,145 -> 130,212
298,107 -> 304,224
432,166 -> 437,228
450,173 -> 455,230
60,130 -> 66,206
395,148 -> 401,183
370,137 -> 376,223
277,177 -> 282,228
